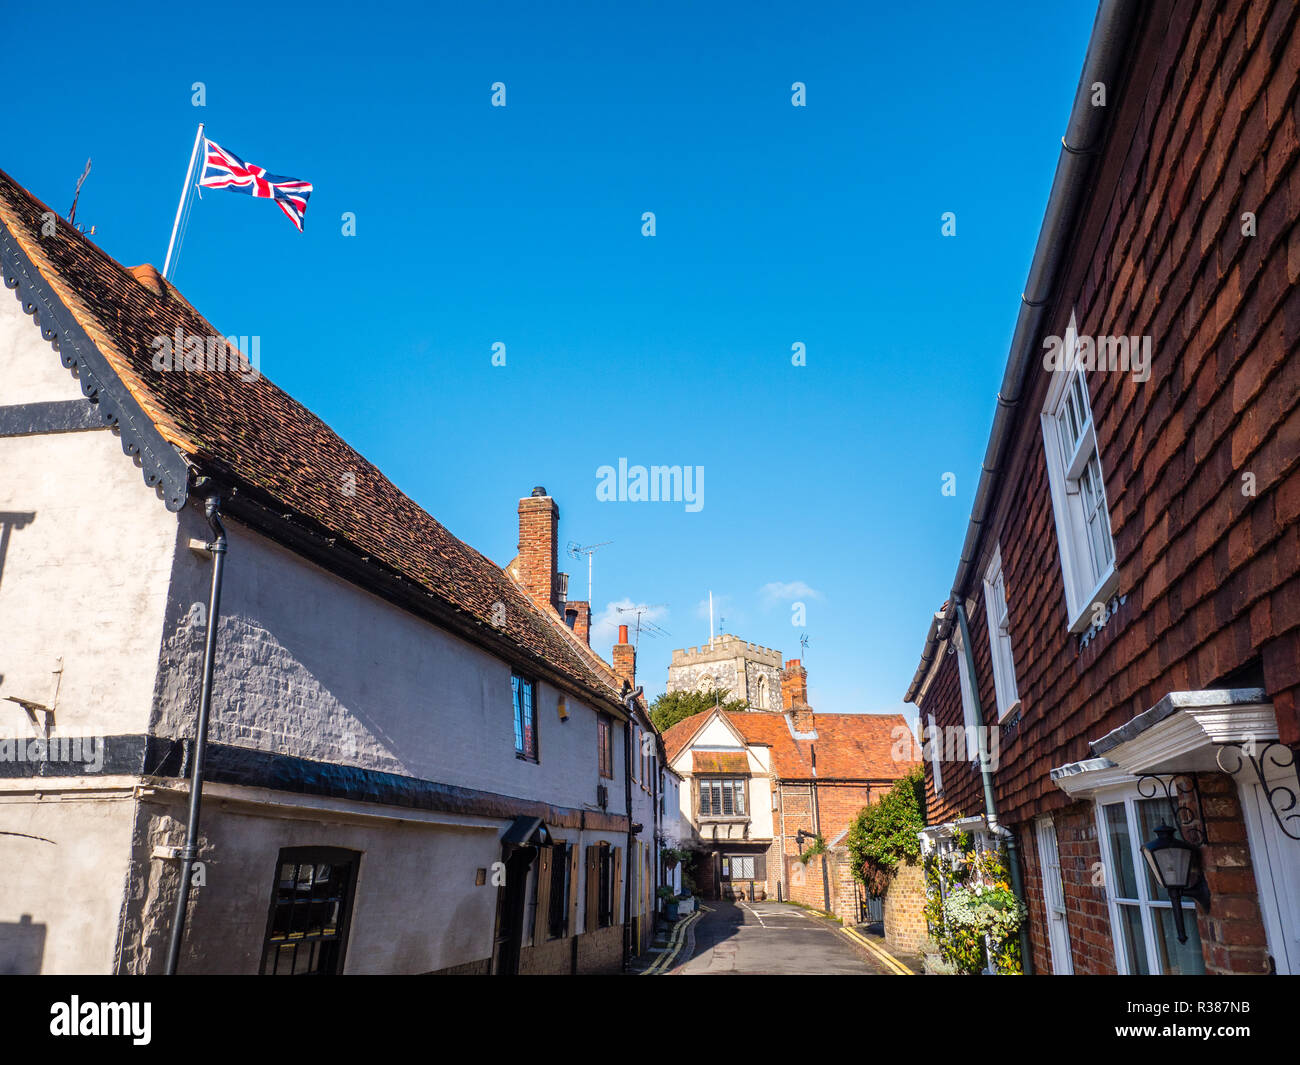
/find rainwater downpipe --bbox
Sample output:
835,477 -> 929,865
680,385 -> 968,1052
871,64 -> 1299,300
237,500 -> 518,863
621,685 -> 641,970
953,600 -> 1033,975
810,747 -> 831,914
165,492 -> 227,975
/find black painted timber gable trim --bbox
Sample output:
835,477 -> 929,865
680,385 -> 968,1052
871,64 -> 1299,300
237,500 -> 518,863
0,222 -> 191,510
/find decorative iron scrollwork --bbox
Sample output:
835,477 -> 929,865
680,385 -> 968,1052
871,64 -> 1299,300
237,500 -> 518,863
1135,772 -> 1206,845
1216,742 -> 1300,841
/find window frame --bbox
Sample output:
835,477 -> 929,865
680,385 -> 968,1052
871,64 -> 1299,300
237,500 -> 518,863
982,545 -> 1021,721
927,712 -> 945,795
723,854 -> 762,880
511,671 -> 538,762
1040,363 -> 1119,632
698,776 -> 747,818
597,713 -> 614,779
1034,816 -> 1074,975
950,627 -> 982,763
259,846 -> 360,976
1093,788 -> 1206,976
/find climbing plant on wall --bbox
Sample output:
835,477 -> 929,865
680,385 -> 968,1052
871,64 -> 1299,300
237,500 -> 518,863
846,766 -> 926,895
922,829 -> 1026,975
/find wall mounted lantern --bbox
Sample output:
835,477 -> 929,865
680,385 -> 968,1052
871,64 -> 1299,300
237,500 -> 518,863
1140,823 -> 1211,943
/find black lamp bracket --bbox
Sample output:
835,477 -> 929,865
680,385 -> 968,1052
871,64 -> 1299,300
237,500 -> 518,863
1135,772 -> 1207,846
1215,742 -> 1300,842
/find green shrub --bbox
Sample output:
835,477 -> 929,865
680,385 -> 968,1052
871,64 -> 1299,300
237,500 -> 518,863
846,766 -> 925,893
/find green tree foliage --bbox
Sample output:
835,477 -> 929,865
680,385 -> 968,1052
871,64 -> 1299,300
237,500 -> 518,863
649,687 -> 746,734
847,766 -> 926,894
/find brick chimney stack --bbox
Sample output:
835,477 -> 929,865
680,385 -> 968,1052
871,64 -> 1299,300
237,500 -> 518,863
781,659 -> 808,709
564,601 -> 591,645
517,487 -> 560,613
782,660 -> 815,732
613,624 -> 636,690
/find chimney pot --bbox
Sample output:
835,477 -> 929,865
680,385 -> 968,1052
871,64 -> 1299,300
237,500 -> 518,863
613,627 -> 636,689
531,486 -> 547,497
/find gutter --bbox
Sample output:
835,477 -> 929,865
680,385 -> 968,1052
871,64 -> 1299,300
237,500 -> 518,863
220,482 -> 633,722
165,489 -> 227,975
954,602 -> 1033,975
905,0 -> 1141,704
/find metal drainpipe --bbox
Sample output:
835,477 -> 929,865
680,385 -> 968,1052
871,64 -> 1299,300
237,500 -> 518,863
621,686 -> 641,969
954,601 -> 1033,974
165,492 -> 227,975
653,747 -> 662,919
810,750 -> 831,914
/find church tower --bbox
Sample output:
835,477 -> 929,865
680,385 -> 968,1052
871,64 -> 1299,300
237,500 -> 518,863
665,634 -> 783,711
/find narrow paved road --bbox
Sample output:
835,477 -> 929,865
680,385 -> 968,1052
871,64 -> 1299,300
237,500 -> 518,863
674,900 -> 890,975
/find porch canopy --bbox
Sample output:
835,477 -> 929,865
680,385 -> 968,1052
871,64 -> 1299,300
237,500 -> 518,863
1050,688 -> 1276,797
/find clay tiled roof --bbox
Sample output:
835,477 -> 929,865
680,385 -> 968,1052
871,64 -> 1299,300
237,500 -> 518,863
0,168 -> 626,709
691,751 -> 750,774
665,710 -> 916,781
662,713 -> 716,763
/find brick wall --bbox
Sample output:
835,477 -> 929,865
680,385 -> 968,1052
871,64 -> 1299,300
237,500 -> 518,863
573,924 -> 623,974
814,782 -> 876,845
915,0 -> 1300,975
1196,772 -> 1272,973
883,861 -> 926,955
780,659 -> 807,708
919,0 -> 1300,819
516,491 -> 560,612
1051,805 -> 1115,975
612,626 -> 636,689
785,853 -> 829,911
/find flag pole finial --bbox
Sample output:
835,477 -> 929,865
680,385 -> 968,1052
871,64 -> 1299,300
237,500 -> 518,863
163,123 -> 205,283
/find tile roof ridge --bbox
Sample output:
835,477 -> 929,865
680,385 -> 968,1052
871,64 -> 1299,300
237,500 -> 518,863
503,567 -> 637,708
0,179 -> 198,455
0,165 -> 630,714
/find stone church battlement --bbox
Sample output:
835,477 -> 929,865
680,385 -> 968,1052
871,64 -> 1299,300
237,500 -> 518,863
667,634 -> 784,711
670,634 -> 782,667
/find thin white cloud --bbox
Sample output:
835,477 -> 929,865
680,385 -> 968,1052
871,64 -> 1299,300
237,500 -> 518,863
758,580 -> 823,606
590,598 -> 669,650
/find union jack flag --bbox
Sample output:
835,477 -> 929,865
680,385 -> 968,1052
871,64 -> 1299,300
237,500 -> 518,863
198,139 -> 313,232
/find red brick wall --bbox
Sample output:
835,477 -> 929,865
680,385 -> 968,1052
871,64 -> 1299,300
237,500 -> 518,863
516,492 -> 560,612
781,660 -> 808,708
1051,805 -> 1116,975
785,853 -> 829,911
919,0 -> 1300,825
814,782 -> 876,846
772,780 -> 880,903
915,0 -> 1300,975
1196,772 -> 1272,973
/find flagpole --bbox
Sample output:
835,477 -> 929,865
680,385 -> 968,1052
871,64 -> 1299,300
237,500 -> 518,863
163,123 -> 204,282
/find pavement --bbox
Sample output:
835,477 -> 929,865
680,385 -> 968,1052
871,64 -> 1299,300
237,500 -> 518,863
654,900 -> 898,975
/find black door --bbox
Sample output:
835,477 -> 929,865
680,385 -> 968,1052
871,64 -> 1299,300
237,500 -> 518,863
492,846 -> 536,975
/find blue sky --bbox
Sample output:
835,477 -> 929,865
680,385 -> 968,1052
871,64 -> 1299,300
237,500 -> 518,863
4,1 -> 1098,723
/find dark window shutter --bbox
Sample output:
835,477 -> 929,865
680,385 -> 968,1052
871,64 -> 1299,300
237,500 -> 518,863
569,843 -> 581,936
533,846 -> 553,946
585,846 -> 599,934
612,847 -> 624,927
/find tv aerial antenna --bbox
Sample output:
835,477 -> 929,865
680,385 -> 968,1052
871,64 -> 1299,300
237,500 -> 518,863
799,633 -> 811,659
67,158 -> 97,235
616,605 -> 669,649
565,540 -> 612,605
